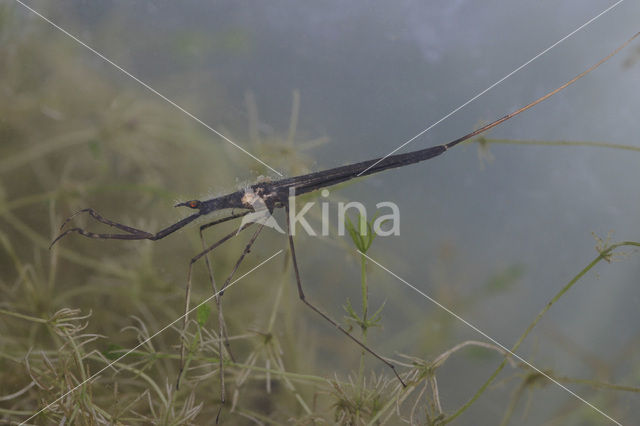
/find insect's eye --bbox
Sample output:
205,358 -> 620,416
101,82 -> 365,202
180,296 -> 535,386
174,199 -> 203,209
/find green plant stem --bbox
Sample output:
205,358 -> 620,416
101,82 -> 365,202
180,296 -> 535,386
358,252 -> 368,396
268,271 -> 287,332
62,329 -> 88,383
0,128 -> 96,174
0,407 -> 33,416
88,350 -> 329,385
555,377 -> 640,393
235,407 -> 287,426
444,240 -> 640,423
0,183 -> 175,217
86,354 -> 167,405
361,253 -> 369,323
0,307 -> 48,323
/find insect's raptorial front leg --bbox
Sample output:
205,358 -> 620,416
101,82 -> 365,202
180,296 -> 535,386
50,205 -> 203,248
284,203 -> 406,387
50,208 -> 154,247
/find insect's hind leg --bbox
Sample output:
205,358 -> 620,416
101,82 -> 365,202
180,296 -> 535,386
284,203 -> 406,387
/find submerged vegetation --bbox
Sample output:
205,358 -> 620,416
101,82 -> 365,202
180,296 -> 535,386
1,5 -> 639,425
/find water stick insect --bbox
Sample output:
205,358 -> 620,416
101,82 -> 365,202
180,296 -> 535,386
51,31 -> 640,407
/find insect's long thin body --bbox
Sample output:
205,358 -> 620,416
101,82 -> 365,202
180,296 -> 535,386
161,31 -> 640,229
270,113 -> 499,196
244,32 -> 640,201
50,30 -> 639,246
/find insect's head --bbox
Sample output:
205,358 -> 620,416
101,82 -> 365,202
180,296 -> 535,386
175,199 -> 202,210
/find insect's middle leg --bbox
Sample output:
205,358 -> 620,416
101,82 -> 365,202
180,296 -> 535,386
178,217 -> 266,407
178,218 -> 253,391
197,212 -> 250,406
199,212 -> 251,363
